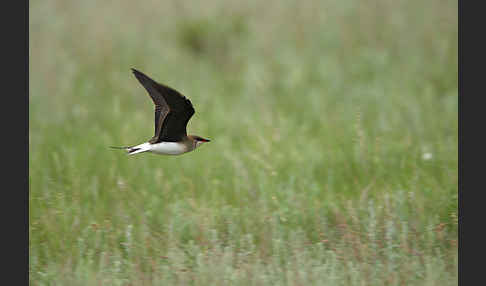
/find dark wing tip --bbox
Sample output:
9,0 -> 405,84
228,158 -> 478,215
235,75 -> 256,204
130,68 -> 195,114
131,68 -> 145,75
131,68 -> 158,89
131,68 -> 147,80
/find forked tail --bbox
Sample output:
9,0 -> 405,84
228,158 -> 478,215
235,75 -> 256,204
109,143 -> 150,155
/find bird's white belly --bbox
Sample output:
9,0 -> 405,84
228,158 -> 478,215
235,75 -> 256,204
149,142 -> 188,155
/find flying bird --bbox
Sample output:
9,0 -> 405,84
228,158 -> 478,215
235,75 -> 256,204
111,68 -> 210,156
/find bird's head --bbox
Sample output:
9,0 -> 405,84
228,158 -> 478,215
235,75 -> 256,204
191,135 -> 211,149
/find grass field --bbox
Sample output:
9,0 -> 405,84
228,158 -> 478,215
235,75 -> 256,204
29,0 -> 458,285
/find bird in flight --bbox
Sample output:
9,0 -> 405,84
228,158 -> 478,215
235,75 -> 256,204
111,68 -> 210,156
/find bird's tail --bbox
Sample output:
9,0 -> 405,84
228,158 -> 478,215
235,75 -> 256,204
109,143 -> 150,155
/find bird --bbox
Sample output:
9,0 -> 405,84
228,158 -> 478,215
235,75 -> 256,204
110,68 -> 210,156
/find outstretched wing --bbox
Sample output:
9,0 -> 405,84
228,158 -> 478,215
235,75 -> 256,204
131,68 -> 195,143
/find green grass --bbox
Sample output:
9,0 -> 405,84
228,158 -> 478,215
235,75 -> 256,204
29,0 -> 458,285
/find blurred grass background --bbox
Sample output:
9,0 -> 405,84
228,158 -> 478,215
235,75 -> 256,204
29,0 -> 457,285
